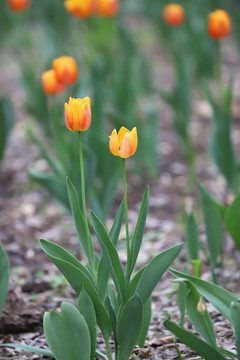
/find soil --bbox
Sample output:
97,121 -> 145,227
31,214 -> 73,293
0,18 -> 240,360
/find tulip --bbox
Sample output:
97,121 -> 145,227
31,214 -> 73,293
42,70 -> 65,95
208,9 -> 231,39
52,56 -> 78,86
109,127 -> 138,159
8,0 -> 31,11
162,3 -> 185,26
96,0 -> 119,17
64,0 -> 96,18
64,97 -> 91,132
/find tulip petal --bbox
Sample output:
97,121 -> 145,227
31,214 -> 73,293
118,127 -> 130,147
119,133 -> 135,159
109,129 -> 120,156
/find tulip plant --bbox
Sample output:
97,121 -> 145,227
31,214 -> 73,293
1,97 -> 182,359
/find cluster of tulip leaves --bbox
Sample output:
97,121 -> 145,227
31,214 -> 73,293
165,269 -> 240,360
184,183 -> 240,284
1,178 -> 182,359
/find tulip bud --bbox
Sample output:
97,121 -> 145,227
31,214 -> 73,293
109,127 -> 138,159
208,9 -> 231,39
8,0 -> 31,11
97,0 -> 119,17
52,56 -> 78,86
64,0 -> 96,18
163,3 -> 185,26
42,70 -> 65,95
197,296 -> 206,314
64,97 -> 91,132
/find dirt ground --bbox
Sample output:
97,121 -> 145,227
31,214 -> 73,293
0,27 -> 240,359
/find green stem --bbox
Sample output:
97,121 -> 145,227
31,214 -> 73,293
216,39 -> 222,85
96,349 -> 108,360
122,159 -> 130,272
105,338 -> 113,360
78,132 -> 95,279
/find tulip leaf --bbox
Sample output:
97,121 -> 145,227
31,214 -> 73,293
44,302 -> 91,360
185,213 -> 199,260
225,194 -> 240,250
39,239 -> 111,338
136,243 -> 182,304
0,96 -> 14,165
78,288 -> 97,360
128,186 -> 149,276
230,299 -> 240,360
0,343 -> 53,357
186,284 -> 216,347
137,296 -> 152,348
90,210 -> 126,304
164,316 -> 226,360
178,280 -> 189,327
127,267 -> 146,300
199,184 -> 223,281
67,177 -> 93,259
0,241 -> 9,318
97,200 -> 124,300
169,268 -> 238,322
117,294 -> 143,360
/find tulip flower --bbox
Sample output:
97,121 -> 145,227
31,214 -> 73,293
109,127 -> 138,159
162,3 -> 185,26
64,97 -> 91,132
208,9 -> 231,39
52,56 -> 78,86
64,0 -> 96,18
8,0 -> 31,11
96,0 -> 119,17
42,70 -> 65,95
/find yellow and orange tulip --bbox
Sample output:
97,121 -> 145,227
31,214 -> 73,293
52,56 -> 78,86
109,127 -> 138,159
162,3 -> 185,26
42,70 -> 65,95
64,97 -> 91,132
96,0 -> 119,17
208,9 -> 231,39
8,0 -> 31,11
64,0 -> 96,18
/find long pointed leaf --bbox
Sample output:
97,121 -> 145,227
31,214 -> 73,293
137,243 -> 182,304
0,241 -> 9,318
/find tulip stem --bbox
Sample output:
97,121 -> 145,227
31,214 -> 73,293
122,159 -> 130,269
216,39 -> 222,84
78,132 -> 95,279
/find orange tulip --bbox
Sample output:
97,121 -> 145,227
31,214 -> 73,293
208,9 -> 231,39
96,0 -> 119,17
42,70 -> 65,95
52,56 -> 78,86
109,127 -> 138,159
8,0 -> 31,11
64,97 -> 91,132
162,3 -> 185,26
64,0 -> 96,18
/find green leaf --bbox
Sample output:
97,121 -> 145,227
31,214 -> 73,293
127,267 -> 146,300
169,269 -> 238,322
67,177 -> 93,259
117,294 -> 143,360
44,302 -> 91,360
39,239 -> 111,338
178,281 -> 189,327
230,299 -> 240,360
137,296 -> 152,348
128,186 -> 149,276
0,241 -> 9,318
164,317 -> 226,360
78,288 -> 97,360
199,184 -> 223,277
90,211 -> 125,304
186,284 -> 216,347
225,194 -> 240,250
0,343 -> 53,357
136,243 -> 182,304
185,213 -> 199,260
0,96 -> 14,165
97,200 -> 124,300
